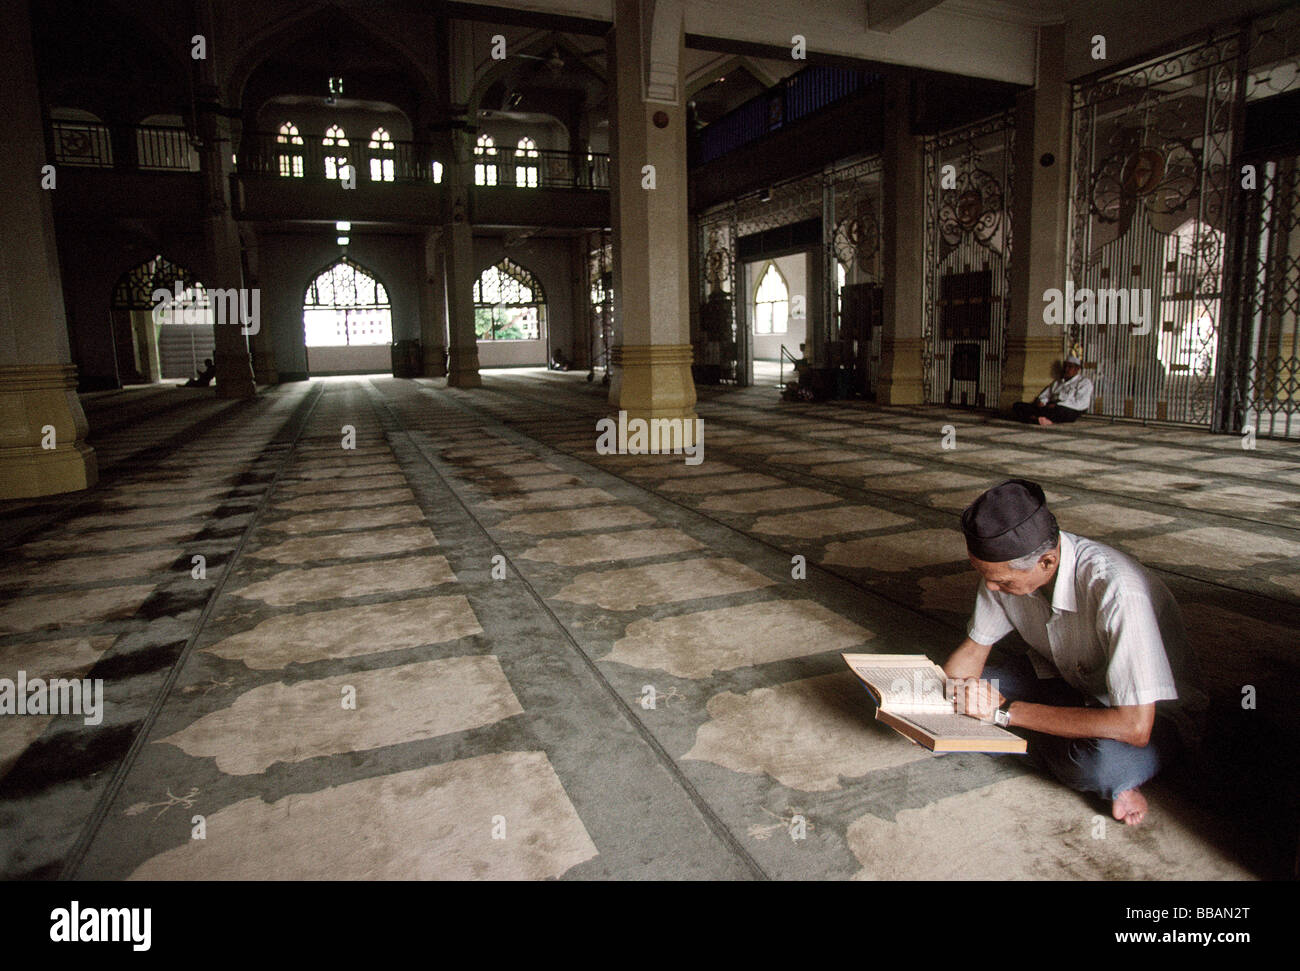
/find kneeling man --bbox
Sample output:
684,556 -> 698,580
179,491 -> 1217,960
946,479 -> 1204,825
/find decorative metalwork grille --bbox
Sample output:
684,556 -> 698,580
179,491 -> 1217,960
1223,153 -> 1300,438
696,206 -> 740,383
1067,34 -> 1240,424
303,258 -> 392,346
587,232 -> 613,376
473,258 -> 546,341
923,112 -> 1014,406
112,255 -> 202,310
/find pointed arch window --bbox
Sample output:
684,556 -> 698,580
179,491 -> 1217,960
303,258 -> 392,347
473,258 -> 546,341
323,125 -> 350,182
277,122 -> 304,178
515,137 -> 539,187
753,262 -> 788,335
369,127 -> 395,182
475,133 -> 497,186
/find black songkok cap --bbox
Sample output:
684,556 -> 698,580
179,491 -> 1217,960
961,479 -> 1054,562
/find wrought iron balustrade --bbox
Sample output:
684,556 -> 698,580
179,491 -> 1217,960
694,65 -> 881,166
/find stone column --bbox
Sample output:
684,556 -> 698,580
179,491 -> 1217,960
444,175 -> 482,388
242,226 -> 278,384
607,0 -> 697,430
1002,25 -> 1071,410
443,20 -> 481,388
194,0 -> 255,400
419,227 -> 449,377
877,75 -> 926,405
0,0 -> 97,498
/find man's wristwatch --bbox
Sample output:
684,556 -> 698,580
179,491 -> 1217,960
993,700 -> 1013,728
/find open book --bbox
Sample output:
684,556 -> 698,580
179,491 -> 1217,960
843,653 -> 1027,753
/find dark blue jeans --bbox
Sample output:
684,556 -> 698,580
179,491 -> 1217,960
982,651 -> 1180,800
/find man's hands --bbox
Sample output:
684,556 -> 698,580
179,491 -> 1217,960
949,678 -> 1005,721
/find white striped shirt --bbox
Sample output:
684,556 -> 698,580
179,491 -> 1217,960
967,531 -> 1205,748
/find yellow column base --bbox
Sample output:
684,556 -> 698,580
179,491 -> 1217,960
999,335 -> 1063,411
877,337 -> 926,405
609,344 -> 698,430
0,363 -> 98,498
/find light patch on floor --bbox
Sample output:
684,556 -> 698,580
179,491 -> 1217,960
749,505 -> 913,538
479,487 -> 618,512
1124,527 -> 1300,572
232,555 -> 457,606
277,474 -> 408,495
660,473 -> 787,494
518,528 -> 704,566
1186,455 -> 1298,475
0,548 -> 177,588
471,460 -> 561,477
606,599 -> 872,678
201,595 -> 482,669
766,448 -> 864,466
939,447 -> 1041,465
127,751 -> 598,879
553,557 -> 776,610
0,584 -> 159,634
1089,470 -> 1208,494
480,473 -> 584,492
1055,503 -> 1176,535
821,529 -> 970,572
263,505 -> 425,534
249,526 -> 436,563
1106,446 -> 1206,465
493,505 -> 654,535
0,635 -> 116,780
273,488 -> 416,512
698,487 -> 842,514
926,487 -> 1070,513
683,672 -> 932,791
865,471 -> 993,493
1009,457 -> 1119,478
1270,574 -> 1300,597
1178,484 -> 1300,516
284,462 -> 401,480
622,462 -> 741,479
846,772 -> 1254,880
157,655 -> 523,775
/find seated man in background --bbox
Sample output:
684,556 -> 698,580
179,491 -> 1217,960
945,479 -> 1205,826
1011,354 -> 1093,425
184,358 -> 215,388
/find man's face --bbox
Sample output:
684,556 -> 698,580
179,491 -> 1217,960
1064,363 -> 1081,379
969,549 -> 1058,597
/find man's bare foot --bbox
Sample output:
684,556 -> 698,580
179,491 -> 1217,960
1037,416 -> 1054,426
1112,788 -> 1148,826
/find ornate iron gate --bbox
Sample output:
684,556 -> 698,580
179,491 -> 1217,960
1067,36 -> 1241,424
1223,153 -> 1300,438
923,112 -> 1014,407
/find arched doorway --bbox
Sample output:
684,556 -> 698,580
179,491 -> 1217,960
302,257 -> 393,374
111,256 -> 214,384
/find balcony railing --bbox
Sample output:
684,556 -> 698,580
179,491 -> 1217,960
51,121 -> 114,167
693,65 -> 881,165
238,132 -> 610,189
471,148 -> 609,189
137,125 -> 199,171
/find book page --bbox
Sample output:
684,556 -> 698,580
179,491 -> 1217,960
846,660 -> 952,713
898,711 -> 1019,741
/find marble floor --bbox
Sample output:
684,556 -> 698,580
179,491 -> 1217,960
0,372 -> 1296,879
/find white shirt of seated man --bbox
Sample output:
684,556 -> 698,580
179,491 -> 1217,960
1036,360 -> 1094,411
